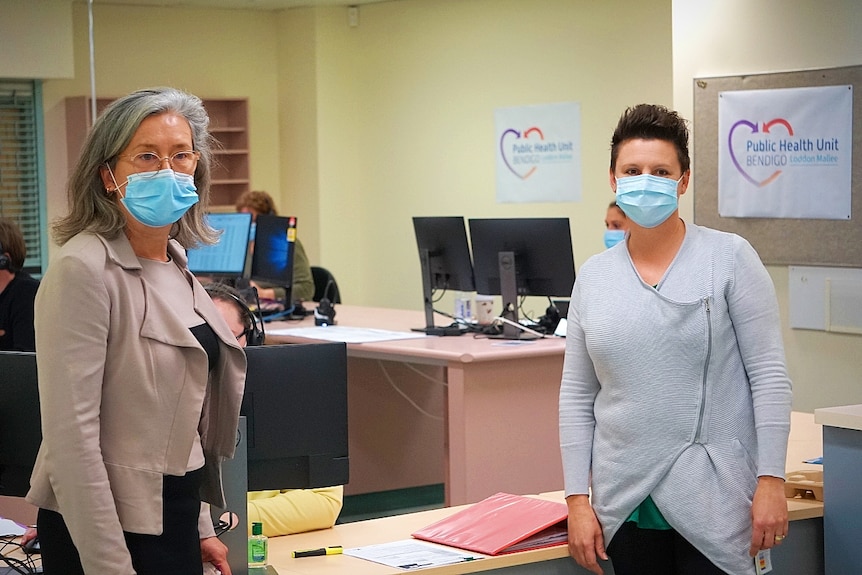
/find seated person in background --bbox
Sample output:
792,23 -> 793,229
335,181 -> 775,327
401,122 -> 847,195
603,199 -> 629,249
235,190 -> 315,303
205,283 -> 344,536
0,217 -> 39,351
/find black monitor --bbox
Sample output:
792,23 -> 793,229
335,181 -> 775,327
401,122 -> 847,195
468,218 -> 576,340
250,215 -> 297,303
241,343 -> 349,490
411,216 -> 475,336
186,212 -> 253,276
0,351 -> 41,497
413,216 -> 476,335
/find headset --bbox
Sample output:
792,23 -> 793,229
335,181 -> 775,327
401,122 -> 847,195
0,238 -> 11,271
314,277 -> 337,326
205,284 -> 265,346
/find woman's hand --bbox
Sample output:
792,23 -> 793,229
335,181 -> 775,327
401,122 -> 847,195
565,495 -> 607,575
201,536 -> 232,575
749,475 -> 789,557
20,527 -> 37,546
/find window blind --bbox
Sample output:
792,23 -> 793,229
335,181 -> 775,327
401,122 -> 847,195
0,79 -> 46,276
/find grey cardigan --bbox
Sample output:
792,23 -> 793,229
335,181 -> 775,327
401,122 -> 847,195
559,221 -> 791,575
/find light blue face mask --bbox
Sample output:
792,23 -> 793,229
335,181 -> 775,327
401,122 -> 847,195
119,169 -> 199,228
615,174 -> 682,228
249,221 -> 257,242
604,229 -> 626,249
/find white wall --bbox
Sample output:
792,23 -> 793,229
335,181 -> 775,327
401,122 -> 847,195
39,3 -> 282,235
281,0 -> 674,316
0,0 -> 73,79
672,0 -> 862,412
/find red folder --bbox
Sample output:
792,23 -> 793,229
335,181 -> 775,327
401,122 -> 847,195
411,492 -> 568,556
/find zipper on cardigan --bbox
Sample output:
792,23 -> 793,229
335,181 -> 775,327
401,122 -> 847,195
694,297 -> 712,444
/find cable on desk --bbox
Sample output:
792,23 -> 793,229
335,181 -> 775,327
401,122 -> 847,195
377,361 -> 444,421
0,536 -> 41,574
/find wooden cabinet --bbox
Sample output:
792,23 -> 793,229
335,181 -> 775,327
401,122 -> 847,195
205,98 -> 249,208
65,96 -> 250,209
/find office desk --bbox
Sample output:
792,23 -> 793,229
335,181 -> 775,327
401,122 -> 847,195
814,404 -> 862,574
262,492 -> 823,575
266,306 -> 566,506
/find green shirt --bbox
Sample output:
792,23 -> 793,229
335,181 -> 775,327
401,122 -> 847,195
626,495 -> 672,530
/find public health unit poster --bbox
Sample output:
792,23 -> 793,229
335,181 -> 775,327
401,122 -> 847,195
494,102 -> 582,204
718,85 -> 852,219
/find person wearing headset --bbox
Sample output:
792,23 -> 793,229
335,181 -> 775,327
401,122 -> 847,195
0,217 -> 39,352
234,190 -> 315,304
204,283 -> 344,537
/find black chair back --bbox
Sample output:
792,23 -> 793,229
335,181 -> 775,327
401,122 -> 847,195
311,266 -> 341,303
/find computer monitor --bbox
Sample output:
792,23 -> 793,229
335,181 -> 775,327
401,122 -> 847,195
0,351 -> 41,497
186,212 -> 253,277
250,215 -> 297,303
468,218 -> 576,340
241,343 -> 349,490
412,216 -> 475,336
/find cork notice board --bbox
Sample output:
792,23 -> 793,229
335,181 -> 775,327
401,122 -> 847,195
692,66 -> 861,266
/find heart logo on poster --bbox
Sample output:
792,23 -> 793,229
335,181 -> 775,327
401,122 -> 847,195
727,118 -> 794,188
499,126 -> 544,180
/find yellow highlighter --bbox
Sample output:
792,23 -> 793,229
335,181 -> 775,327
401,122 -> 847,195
292,546 -> 343,558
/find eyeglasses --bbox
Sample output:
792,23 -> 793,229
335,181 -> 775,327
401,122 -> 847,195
119,150 -> 200,174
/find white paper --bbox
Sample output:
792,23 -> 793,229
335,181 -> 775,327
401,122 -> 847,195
0,517 -> 27,536
344,539 -> 485,570
265,326 -> 428,344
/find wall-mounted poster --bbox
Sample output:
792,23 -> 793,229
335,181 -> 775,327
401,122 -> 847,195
718,85 -> 852,219
494,102 -> 581,204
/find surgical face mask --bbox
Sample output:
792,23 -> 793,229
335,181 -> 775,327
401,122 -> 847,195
115,169 -> 199,228
249,221 -> 257,242
604,229 -> 625,249
615,174 -> 682,228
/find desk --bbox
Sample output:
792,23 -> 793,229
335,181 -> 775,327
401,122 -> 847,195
263,492 -> 823,575
266,306 -> 566,506
814,404 -> 862,574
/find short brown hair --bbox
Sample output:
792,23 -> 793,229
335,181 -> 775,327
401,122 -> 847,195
610,104 -> 690,174
235,190 -> 277,216
0,217 -> 27,271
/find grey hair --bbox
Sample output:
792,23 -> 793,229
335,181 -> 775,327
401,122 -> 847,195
53,87 -> 219,247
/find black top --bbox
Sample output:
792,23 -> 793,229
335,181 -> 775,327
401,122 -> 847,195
0,272 -> 39,352
190,322 -> 220,372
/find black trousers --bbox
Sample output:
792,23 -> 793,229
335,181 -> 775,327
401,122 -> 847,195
607,520 -> 729,575
37,468 -> 205,575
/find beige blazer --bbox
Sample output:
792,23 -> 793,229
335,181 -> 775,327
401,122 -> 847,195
27,233 -> 246,574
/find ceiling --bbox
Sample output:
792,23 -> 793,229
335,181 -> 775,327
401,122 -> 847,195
82,0 -> 392,10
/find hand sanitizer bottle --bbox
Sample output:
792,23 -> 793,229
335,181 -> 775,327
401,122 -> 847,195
248,521 -> 268,567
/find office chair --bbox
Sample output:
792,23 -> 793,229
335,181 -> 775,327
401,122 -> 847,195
311,266 -> 341,304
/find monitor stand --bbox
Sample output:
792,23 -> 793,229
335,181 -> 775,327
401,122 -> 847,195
412,248 -> 466,336
485,251 -> 541,341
